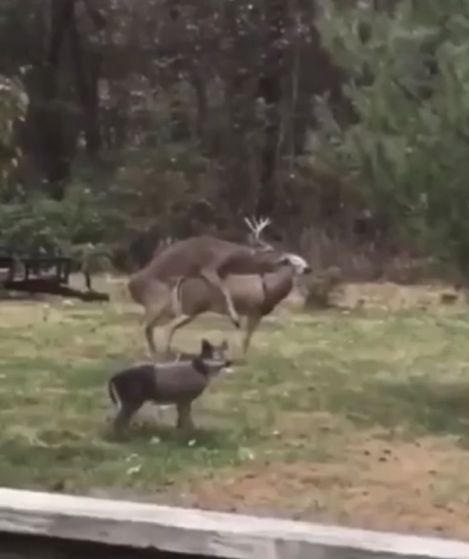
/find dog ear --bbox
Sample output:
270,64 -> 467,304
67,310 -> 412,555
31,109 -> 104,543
220,339 -> 228,350
201,338 -> 212,355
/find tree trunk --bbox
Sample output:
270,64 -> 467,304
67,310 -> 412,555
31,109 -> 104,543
219,1 -> 260,219
40,0 -> 77,199
69,9 -> 102,154
255,0 -> 288,218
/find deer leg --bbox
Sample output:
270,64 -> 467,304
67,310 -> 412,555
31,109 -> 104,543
242,314 -> 261,355
143,300 -> 171,358
200,269 -> 240,329
176,401 -> 195,431
144,319 -> 158,357
163,313 -> 197,354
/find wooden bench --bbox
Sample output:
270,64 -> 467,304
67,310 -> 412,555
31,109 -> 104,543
0,251 -> 109,302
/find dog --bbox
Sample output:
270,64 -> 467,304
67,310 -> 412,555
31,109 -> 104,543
108,339 -> 232,435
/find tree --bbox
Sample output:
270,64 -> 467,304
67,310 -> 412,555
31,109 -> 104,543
314,0 -> 469,274
0,75 -> 28,192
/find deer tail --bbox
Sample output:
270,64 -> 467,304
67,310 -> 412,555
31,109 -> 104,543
171,277 -> 184,315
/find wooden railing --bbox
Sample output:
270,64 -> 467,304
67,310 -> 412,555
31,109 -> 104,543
0,488 -> 468,558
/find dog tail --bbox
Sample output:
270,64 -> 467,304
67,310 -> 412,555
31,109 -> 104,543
108,378 -> 121,409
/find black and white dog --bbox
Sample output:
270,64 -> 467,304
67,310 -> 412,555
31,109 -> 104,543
108,339 -> 232,434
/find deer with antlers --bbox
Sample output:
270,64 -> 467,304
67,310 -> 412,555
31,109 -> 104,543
128,217 -> 311,356
161,249 -> 310,356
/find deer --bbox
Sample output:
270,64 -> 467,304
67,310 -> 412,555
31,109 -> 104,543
157,249 -> 310,356
128,216 -> 310,356
130,219 -> 311,356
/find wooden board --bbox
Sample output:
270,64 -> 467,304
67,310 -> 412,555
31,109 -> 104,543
0,487 -> 468,559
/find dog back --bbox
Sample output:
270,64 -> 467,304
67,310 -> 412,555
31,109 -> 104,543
151,361 -> 208,404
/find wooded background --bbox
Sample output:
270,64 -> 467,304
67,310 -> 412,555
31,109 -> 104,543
0,0 -> 468,280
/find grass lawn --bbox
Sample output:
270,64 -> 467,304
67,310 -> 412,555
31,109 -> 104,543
2,279 -> 469,540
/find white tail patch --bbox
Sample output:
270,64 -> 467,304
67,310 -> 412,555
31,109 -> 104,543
171,278 -> 184,316
109,381 -> 122,410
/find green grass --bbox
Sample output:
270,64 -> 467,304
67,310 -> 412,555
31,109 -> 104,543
2,292 -> 469,503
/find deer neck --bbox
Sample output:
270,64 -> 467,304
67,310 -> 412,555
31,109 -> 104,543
260,266 -> 294,314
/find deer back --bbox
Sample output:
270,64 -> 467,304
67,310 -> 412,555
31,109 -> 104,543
145,234 -> 284,279
146,236 -> 241,277
217,249 -> 281,276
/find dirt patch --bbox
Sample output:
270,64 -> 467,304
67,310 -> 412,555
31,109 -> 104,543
163,432 -> 469,541
280,281 -> 464,314
335,282 -> 463,311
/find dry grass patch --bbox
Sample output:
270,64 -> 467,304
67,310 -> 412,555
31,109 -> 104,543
168,432 -> 469,540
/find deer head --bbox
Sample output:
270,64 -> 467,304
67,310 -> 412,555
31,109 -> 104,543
244,216 -> 311,275
278,253 -> 311,275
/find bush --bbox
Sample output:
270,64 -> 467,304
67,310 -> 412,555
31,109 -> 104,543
0,75 -> 27,190
304,266 -> 342,309
0,186 -> 127,261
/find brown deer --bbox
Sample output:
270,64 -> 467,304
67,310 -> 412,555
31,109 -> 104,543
128,217 -> 308,355
157,251 -> 310,356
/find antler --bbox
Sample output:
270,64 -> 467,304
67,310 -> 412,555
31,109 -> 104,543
243,215 -> 272,251
243,216 -> 271,240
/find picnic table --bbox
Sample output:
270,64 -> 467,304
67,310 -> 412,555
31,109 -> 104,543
0,247 -> 109,302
